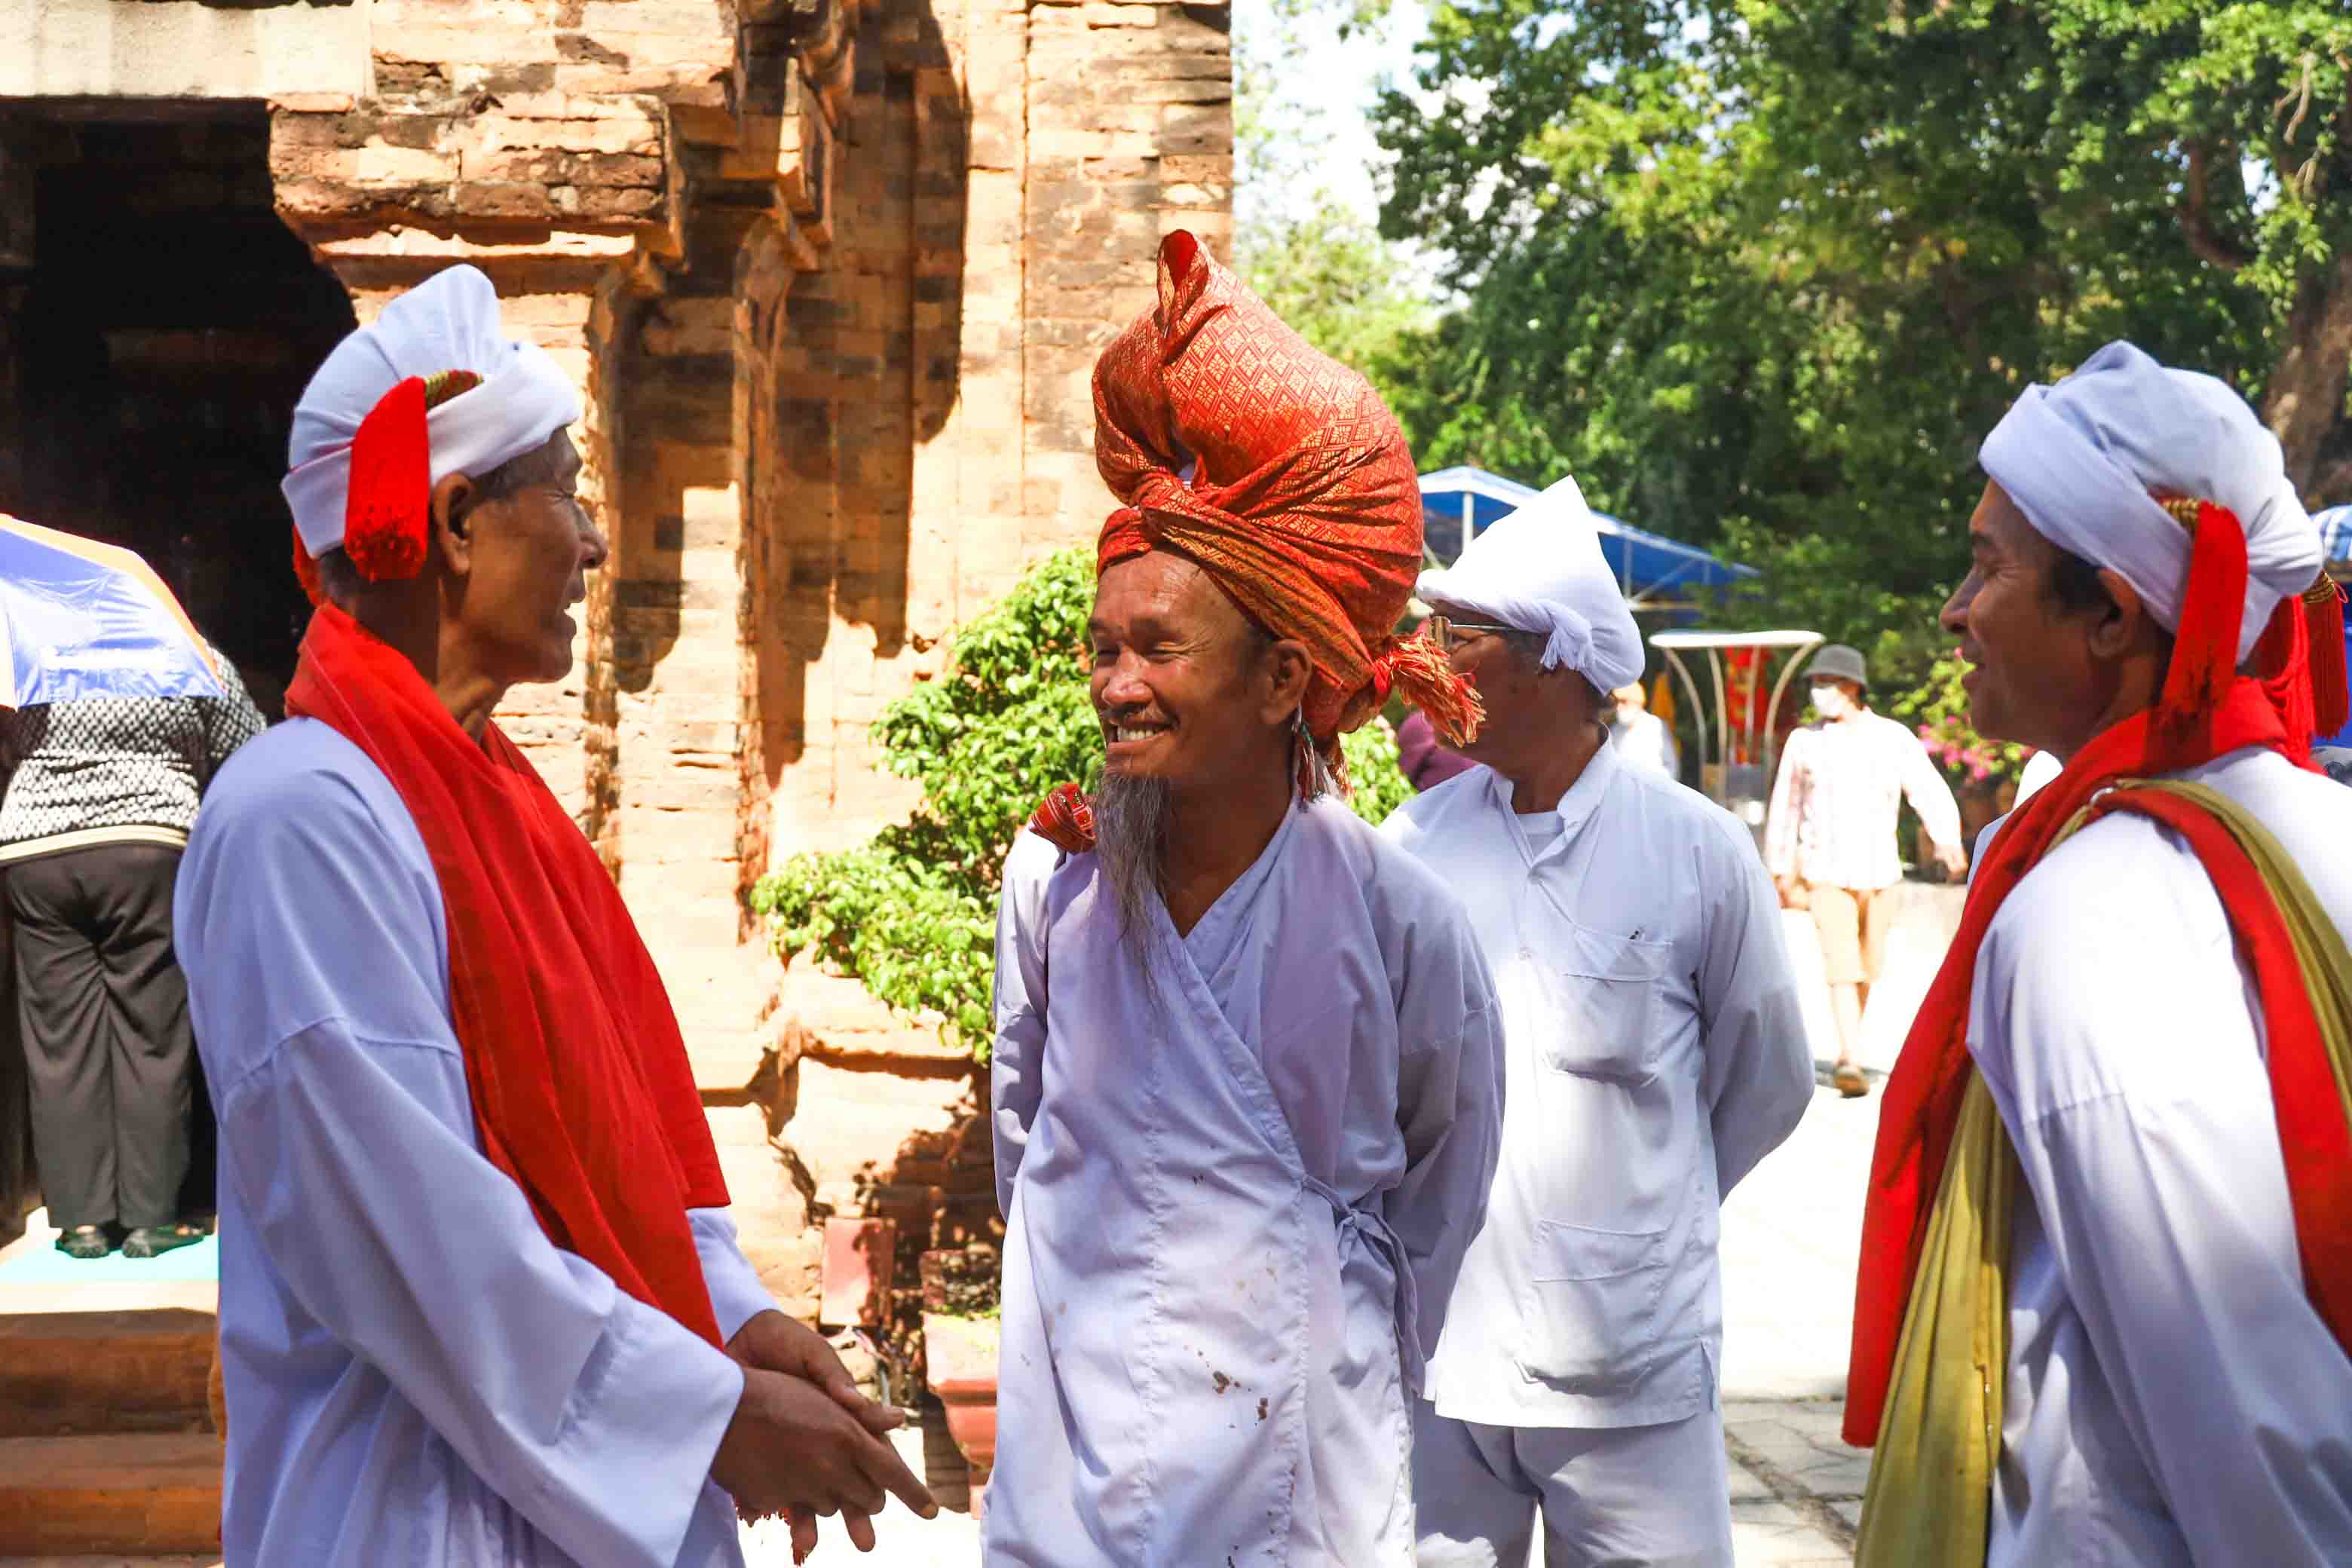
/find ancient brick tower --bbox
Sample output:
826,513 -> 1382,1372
0,0 -> 1230,1302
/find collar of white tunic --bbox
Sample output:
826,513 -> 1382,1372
1485,730 -> 1622,868
1179,794 -> 1304,982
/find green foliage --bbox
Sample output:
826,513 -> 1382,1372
749,547 -> 1419,1060
1885,653 -> 2029,789
1234,0 -> 1434,390
1370,0 -> 2352,699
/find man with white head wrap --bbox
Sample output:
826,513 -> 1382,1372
1847,341 -> 2352,1567
176,265 -> 931,1566
1383,477 -> 1811,1566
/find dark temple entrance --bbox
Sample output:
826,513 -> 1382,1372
0,101 -> 358,718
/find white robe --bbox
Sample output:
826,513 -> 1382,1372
1383,745 -> 1811,1430
988,798 -> 1507,1566
175,719 -> 770,1567
1969,746 -> 2352,1566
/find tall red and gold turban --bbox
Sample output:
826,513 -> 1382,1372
1100,234 -> 1474,741
1031,231 -> 1481,853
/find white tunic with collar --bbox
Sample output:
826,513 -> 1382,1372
988,797 -> 1507,1565
1382,741 -> 1811,1429
1968,746 -> 2352,1566
175,719 -> 772,1567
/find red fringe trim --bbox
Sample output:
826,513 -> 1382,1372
2308,577 -> 2349,740
1379,631 -> 1484,747
2154,499 -> 2248,763
345,375 -> 432,583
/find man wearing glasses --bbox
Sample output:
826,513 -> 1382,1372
1385,476 -> 1811,1568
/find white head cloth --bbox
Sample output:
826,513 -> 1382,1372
283,265 -> 583,559
1416,474 -> 1644,692
1980,340 -> 2320,665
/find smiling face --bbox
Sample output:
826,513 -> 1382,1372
442,430 -> 606,686
1940,479 -> 2132,757
1088,551 -> 1304,797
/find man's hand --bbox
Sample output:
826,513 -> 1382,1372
721,1311 -> 926,1554
1775,876 -> 1807,911
1934,843 -> 1968,880
710,1365 -> 938,1552
728,1310 -> 905,1437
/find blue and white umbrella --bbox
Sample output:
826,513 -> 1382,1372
0,513 -> 223,709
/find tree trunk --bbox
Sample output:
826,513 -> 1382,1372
2264,251 -> 2352,504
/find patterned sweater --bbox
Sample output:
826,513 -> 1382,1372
0,664 -> 268,857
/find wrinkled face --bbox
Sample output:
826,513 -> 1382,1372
1089,552 -> 1288,794
1940,480 -> 2102,755
1429,602 -> 1549,766
450,431 -> 607,685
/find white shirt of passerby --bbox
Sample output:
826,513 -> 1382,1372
1611,709 -> 1680,779
1383,740 -> 1813,1429
2014,748 -> 2063,806
1764,709 -> 1965,892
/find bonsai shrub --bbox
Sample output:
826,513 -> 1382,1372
749,546 -> 1417,1059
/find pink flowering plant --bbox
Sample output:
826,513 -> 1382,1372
1886,651 -> 2028,790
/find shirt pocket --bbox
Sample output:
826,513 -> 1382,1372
1536,925 -> 1671,1085
1512,1218 -> 1670,1393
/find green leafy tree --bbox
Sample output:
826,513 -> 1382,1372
749,547 -> 1417,1059
1370,0 -> 2352,695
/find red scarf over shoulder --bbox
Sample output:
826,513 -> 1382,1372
286,604 -> 728,1346
1846,501 -> 2352,1447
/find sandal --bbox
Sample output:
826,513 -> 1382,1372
1833,1063 -> 1870,1099
122,1223 -> 209,1260
54,1224 -> 114,1260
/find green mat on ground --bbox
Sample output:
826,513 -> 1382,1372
0,1232 -> 219,1282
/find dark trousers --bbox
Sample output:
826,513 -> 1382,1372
5,843 -> 195,1230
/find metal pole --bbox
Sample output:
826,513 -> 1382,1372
1461,492 -> 1473,559
1663,650 -> 1709,771
1707,649 -> 1730,783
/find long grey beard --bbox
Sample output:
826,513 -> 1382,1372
1092,770 -> 1173,969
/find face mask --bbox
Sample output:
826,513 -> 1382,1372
1812,684 -> 1852,720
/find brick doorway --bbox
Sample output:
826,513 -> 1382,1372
0,100 -> 358,719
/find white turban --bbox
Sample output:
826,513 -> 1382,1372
283,265 -> 582,559
1980,340 -> 2321,665
1415,474 -> 1644,692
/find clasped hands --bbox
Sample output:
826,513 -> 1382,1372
711,1309 -> 939,1560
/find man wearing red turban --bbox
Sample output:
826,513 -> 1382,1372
987,231 -> 1505,1564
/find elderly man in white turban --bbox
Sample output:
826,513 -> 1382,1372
175,265 -> 931,1566
1847,341 -> 2352,1568
1383,477 -> 1813,1566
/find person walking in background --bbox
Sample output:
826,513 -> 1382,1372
0,660 -> 265,1259
1763,644 -> 1965,1097
1386,478 -> 1810,1568
1848,341 -> 2352,1566
1608,678 -> 1680,779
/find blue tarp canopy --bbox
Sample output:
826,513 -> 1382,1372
1417,466 -> 1757,602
